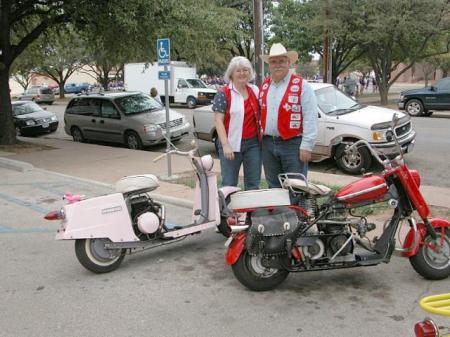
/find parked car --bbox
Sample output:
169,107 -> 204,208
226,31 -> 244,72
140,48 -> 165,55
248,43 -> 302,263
64,92 -> 190,149
18,86 -> 55,104
193,82 -> 416,175
63,83 -> 92,94
398,77 -> 450,116
12,101 -> 59,136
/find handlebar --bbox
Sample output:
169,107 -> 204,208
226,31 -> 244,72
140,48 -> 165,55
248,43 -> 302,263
345,139 -> 388,167
153,147 -> 198,163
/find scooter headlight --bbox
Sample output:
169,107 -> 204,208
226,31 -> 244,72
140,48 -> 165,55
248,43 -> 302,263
200,155 -> 214,171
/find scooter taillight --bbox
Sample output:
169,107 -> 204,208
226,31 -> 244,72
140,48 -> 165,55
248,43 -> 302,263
414,319 -> 438,337
44,209 -> 65,221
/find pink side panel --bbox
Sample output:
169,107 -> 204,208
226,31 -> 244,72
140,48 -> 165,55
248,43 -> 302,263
56,193 -> 138,242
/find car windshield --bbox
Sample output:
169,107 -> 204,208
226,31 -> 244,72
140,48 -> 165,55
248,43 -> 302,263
11,102 -> 42,116
315,86 -> 361,115
115,94 -> 163,115
186,79 -> 207,88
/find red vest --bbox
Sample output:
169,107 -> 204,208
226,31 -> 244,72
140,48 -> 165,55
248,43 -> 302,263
222,85 -> 262,141
259,73 -> 303,140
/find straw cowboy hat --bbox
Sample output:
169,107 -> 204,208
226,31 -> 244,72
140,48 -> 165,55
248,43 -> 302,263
262,43 -> 299,63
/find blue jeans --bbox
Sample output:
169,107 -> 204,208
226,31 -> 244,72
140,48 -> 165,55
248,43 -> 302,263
262,136 -> 308,188
218,137 -> 261,190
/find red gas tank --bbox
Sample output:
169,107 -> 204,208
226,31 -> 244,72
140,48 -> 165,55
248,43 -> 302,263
335,175 -> 388,204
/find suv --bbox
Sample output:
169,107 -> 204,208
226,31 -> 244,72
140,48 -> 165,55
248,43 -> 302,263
398,77 -> 450,116
193,82 -> 416,175
18,86 -> 55,104
64,92 -> 190,149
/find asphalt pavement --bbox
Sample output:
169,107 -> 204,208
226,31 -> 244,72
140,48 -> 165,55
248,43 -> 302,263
1,166 -> 450,337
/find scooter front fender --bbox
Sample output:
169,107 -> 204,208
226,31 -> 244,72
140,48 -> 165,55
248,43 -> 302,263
402,218 -> 450,257
226,232 -> 246,265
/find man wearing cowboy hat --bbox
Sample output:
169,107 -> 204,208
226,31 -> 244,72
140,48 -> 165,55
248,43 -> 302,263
259,43 -> 318,188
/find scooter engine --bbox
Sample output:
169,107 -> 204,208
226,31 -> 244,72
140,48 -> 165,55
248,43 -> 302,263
129,195 -> 163,239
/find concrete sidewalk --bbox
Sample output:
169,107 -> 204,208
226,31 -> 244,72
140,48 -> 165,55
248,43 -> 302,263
1,136 -> 450,209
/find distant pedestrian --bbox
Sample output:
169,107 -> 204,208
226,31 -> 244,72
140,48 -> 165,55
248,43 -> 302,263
372,77 -> 378,93
343,76 -> 357,96
212,56 -> 261,190
150,87 -> 162,105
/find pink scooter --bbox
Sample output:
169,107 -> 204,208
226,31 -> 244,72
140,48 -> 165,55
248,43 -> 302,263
44,146 -> 240,273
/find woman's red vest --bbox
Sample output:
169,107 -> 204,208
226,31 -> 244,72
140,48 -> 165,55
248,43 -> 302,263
259,73 -> 304,140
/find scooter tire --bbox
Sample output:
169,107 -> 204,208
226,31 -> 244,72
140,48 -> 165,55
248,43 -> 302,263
217,216 -> 231,238
409,228 -> 450,280
75,239 -> 125,273
232,250 -> 289,291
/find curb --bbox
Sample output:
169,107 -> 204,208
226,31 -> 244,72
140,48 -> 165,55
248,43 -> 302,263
0,157 -> 34,172
34,168 -> 194,209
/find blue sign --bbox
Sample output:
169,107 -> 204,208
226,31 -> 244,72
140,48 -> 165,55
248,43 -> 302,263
158,71 -> 170,80
157,38 -> 170,66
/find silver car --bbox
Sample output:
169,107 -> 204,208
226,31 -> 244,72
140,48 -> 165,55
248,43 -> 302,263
18,86 -> 55,104
64,92 -> 190,149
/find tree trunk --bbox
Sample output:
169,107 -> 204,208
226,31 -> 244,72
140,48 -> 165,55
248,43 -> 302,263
0,65 -> 16,145
59,82 -> 65,99
378,82 -> 389,105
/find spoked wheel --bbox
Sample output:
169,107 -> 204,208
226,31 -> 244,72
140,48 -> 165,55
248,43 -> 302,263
405,99 -> 424,117
75,239 -> 125,273
335,142 -> 372,175
71,127 -> 85,143
232,250 -> 289,291
410,228 -> 450,280
125,131 -> 143,150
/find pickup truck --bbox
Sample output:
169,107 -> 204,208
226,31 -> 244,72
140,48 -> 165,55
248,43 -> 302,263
193,82 -> 416,175
398,77 -> 450,116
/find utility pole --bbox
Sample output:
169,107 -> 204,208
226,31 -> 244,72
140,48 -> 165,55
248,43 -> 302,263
253,0 -> 264,86
323,0 -> 332,84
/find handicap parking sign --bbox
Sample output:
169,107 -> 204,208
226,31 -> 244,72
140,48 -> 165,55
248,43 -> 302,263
157,38 -> 170,66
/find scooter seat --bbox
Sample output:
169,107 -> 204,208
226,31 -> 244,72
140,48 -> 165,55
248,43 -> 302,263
228,188 -> 291,210
282,179 -> 331,196
115,174 -> 159,194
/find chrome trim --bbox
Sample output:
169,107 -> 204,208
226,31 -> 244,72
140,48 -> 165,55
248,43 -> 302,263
230,225 -> 249,233
337,183 -> 387,201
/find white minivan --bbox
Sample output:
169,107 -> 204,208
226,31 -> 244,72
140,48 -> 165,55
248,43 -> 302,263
192,82 -> 416,175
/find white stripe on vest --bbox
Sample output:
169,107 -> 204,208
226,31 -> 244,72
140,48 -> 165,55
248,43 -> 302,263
227,83 -> 259,152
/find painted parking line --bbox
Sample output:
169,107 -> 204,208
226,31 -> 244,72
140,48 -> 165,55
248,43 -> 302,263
0,225 -> 53,234
0,192 -> 49,214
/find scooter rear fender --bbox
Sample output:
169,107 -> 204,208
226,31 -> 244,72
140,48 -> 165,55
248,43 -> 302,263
226,232 -> 246,265
402,218 -> 450,257
55,193 -> 138,242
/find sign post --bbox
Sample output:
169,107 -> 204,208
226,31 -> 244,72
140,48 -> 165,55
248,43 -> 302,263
157,38 -> 172,177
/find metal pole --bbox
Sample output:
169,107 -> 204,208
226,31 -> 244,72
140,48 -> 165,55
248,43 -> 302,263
164,64 -> 172,176
253,0 -> 264,86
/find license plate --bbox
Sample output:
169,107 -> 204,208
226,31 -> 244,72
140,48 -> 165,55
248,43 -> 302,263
42,122 -> 49,128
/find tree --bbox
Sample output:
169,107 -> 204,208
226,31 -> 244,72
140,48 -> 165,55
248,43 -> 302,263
34,27 -> 88,98
0,0 -> 76,144
10,42 -> 43,90
271,0 -> 366,84
357,0 -> 450,104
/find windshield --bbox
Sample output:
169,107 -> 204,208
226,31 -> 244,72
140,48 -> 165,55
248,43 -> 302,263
186,79 -> 207,88
315,86 -> 361,115
12,102 -> 42,116
115,94 -> 163,115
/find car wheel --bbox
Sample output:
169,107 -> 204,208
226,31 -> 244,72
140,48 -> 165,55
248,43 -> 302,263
71,126 -> 85,143
405,99 -> 424,117
125,131 -> 143,150
335,142 -> 373,175
187,97 -> 197,109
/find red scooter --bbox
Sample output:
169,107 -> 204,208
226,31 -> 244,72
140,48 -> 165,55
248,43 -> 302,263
224,115 -> 450,291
